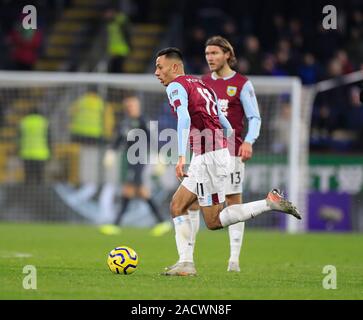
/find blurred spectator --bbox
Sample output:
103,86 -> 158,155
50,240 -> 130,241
346,86 -> 363,150
104,8 -> 131,73
348,9 -> 363,30
69,87 -> 105,144
311,56 -> 352,150
69,86 -> 105,200
310,103 -> 335,151
313,25 -> 342,62
272,47 -> 293,76
261,53 -> 276,76
271,101 -> 291,153
243,35 -> 262,74
326,57 -> 344,79
195,6 -> 227,37
236,57 -> 250,75
7,16 -> 42,70
221,20 -> 242,50
288,18 -> 304,52
263,14 -> 289,51
334,49 -> 354,75
345,27 -> 363,69
298,53 -> 322,85
18,107 -> 50,184
184,26 -> 207,73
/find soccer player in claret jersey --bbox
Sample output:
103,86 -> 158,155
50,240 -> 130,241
184,36 -> 262,273
154,47 -> 301,276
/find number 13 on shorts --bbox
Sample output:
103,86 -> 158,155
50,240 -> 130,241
225,157 -> 245,195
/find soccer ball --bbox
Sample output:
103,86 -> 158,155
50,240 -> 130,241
107,246 -> 138,275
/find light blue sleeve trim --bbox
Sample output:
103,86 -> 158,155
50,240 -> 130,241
166,82 -> 190,156
240,80 -> 261,144
166,82 -> 188,110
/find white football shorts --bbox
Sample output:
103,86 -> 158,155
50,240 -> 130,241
225,156 -> 245,195
182,148 -> 230,206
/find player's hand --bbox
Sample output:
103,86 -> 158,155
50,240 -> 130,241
175,156 -> 188,181
238,142 -> 253,162
103,149 -> 116,168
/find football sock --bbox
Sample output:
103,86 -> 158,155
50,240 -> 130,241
188,209 -> 200,251
219,200 -> 270,227
114,196 -> 130,225
228,222 -> 245,262
173,215 -> 193,263
146,198 -> 164,223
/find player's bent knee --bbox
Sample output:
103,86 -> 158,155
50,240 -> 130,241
189,200 -> 200,211
204,218 -> 222,230
205,222 -> 221,230
170,200 -> 185,218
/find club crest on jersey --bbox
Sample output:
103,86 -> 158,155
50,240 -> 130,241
227,86 -> 237,97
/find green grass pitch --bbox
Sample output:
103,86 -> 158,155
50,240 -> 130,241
0,222 -> 362,300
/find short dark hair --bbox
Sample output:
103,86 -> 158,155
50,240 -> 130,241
156,47 -> 183,61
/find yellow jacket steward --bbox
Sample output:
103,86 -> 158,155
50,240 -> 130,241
70,93 -> 104,138
20,114 -> 50,161
107,13 -> 130,57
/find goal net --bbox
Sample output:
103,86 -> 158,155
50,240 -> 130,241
0,71 -> 309,232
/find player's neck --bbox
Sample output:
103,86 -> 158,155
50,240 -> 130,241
175,74 -> 184,78
213,66 -> 235,79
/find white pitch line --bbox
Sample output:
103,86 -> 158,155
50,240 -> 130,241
0,251 -> 33,258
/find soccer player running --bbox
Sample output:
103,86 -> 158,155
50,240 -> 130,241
154,47 -> 301,276
185,36 -> 262,273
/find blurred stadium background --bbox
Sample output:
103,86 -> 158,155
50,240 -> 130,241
0,0 -> 362,233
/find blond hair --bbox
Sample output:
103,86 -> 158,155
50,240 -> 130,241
205,36 -> 237,68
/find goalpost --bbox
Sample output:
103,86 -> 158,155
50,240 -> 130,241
0,71 -> 309,232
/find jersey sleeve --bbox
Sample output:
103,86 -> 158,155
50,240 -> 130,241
166,82 -> 188,111
240,80 -> 261,144
216,101 -> 233,137
166,82 -> 190,156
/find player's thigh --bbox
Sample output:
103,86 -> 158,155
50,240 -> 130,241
200,203 -> 224,230
188,200 -> 200,211
196,149 -> 230,207
122,184 -> 136,197
137,185 -> 150,199
124,163 -> 143,186
170,185 -> 198,218
226,193 -> 242,206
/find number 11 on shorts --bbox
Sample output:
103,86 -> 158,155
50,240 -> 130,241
197,183 -> 204,197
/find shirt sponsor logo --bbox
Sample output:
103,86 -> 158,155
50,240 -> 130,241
186,78 -> 201,83
227,86 -> 237,97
